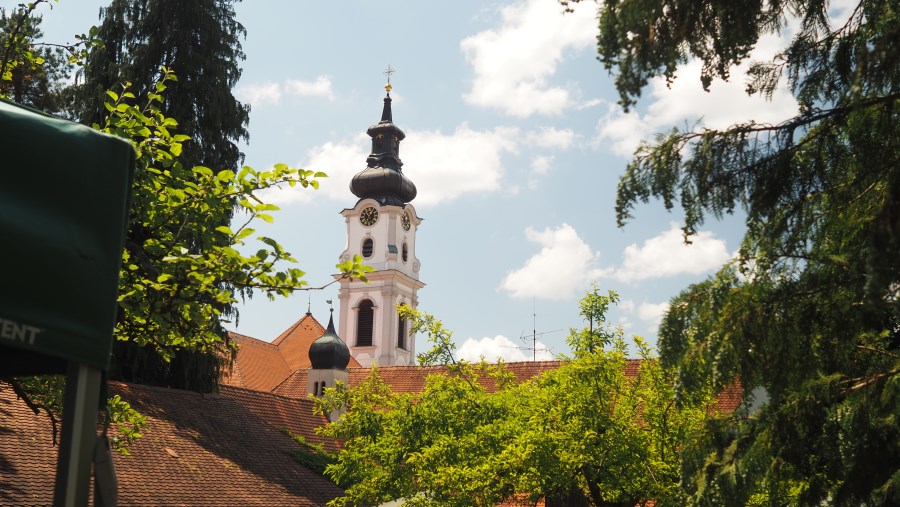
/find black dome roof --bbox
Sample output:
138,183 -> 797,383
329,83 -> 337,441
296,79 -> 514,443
308,312 -> 350,370
349,92 -> 417,206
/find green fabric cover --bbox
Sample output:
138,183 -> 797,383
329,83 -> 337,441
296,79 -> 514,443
0,99 -> 135,373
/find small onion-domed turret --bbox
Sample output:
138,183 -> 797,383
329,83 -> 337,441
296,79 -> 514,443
309,310 -> 350,370
349,84 -> 417,206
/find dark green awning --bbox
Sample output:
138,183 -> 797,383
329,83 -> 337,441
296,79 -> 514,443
0,99 -> 135,374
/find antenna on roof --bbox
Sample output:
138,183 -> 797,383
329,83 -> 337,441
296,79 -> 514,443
306,292 -> 312,315
516,297 -> 561,361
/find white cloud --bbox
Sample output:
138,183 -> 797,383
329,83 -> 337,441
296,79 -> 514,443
501,224 -> 602,300
594,105 -> 652,158
619,299 -> 635,312
285,76 -> 335,101
530,155 -> 554,175
603,223 -> 730,282
576,98 -> 604,110
457,335 -> 553,362
461,0 -> 595,117
236,82 -> 282,108
526,127 -> 575,150
236,75 -> 336,107
638,301 -> 670,330
595,33 -> 799,158
404,124 -> 518,206
258,124 -> 518,207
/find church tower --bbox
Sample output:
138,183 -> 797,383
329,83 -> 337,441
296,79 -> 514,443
336,80 -> 424,367
307,308 -> 350,421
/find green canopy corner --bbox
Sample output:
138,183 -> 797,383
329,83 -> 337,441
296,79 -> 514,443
0,98 -> 135,375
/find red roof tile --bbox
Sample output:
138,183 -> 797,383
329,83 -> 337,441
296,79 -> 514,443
713,382 -> 743,413
223,315 -> 361,393
223,331 -> 293,392
0,381 -> 343,506
219,385 -> 337,452
273,314 -> 361,370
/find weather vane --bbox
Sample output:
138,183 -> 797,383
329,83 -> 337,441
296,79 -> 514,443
384,65 -> 395,92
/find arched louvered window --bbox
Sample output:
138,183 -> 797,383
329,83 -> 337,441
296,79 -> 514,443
397,303 -> 407,349
356,299 -> 374,346
402,242 -> 408,262
362,238 -> 374,258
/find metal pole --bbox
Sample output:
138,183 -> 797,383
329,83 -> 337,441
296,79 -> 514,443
53,361 -> 102,507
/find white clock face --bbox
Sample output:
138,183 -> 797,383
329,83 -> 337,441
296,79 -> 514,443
401,213 -> 411,231
360,207 -> 378,226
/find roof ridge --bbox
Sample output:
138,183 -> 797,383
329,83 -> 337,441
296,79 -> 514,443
109,381 -> 229,398
229,357 -> 245,386
227,330 -> 266,342
240,338 -> 280,349
272,313 -> 324,346
220,383 -> 317,405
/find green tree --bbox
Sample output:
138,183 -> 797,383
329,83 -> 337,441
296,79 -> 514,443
1,1 -> 371,450
6,68 -> 369,450
0,1 -> 97,112
570,0 -> 900,503
318,291 -> 713,506
75,0 -> 249,174
0,8 -> 64,110
68,0 -> 255,388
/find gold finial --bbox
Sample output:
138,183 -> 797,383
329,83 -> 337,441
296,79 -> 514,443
383,65 -> 395,92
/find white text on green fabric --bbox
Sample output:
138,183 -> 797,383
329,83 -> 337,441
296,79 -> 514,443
0,318 -> 43,345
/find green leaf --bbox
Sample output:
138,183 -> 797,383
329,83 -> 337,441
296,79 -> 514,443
235,227 -> 255,241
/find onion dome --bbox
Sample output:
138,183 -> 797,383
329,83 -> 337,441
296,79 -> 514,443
349,84 -> 417,206
309,310 -> 350,370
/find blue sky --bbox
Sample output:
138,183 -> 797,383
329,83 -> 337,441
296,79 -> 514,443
32,0 -> 807,360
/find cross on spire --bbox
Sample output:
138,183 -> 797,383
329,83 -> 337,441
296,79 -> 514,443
383,65 -> 396,93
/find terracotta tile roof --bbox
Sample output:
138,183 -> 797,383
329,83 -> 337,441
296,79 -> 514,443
0,381 -> 343,506
219,385 -> 337,452
223,331 -> 293,392
713,382 -> 743,413
224,314 -> 361,393
273,313 -> 329,371
272,368 -> 308,397
0,387 -> 57,505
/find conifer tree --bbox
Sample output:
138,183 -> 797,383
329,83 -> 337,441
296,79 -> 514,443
76,0 -> 249,174
72,0 -> 252,391
568,0 -> 900,503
